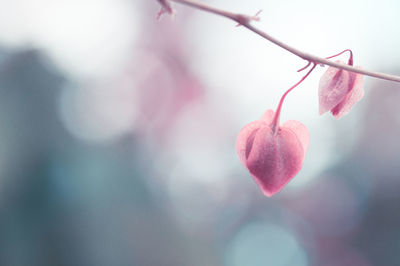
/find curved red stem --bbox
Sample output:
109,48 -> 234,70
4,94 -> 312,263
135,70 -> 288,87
325,49 -> 353,66
297,61 -> 311,72
271,63 -> 317,132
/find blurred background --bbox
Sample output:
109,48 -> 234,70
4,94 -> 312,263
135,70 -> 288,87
0,0 -> 400,265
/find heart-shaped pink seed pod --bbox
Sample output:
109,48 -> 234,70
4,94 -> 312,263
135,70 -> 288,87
237,64 -> 314,197
236,109 -> 309,197
319,60 -> 364,119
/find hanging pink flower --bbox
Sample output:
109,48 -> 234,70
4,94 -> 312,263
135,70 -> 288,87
319,60 -> 364,119
236,65 -> 315,197
236,109 -> 309,197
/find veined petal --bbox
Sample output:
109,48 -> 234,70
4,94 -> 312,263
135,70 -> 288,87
246,126 -> 305,197
331,67 -> 364,119
282,120 -> 309,157
319,61 -> 351,115
236,120 -> 266,166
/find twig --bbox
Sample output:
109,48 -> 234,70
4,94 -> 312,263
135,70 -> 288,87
166,0 -> 400,83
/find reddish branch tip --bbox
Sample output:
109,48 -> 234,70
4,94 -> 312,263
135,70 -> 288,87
235,10 -> 262,27
157,0 -> 175,19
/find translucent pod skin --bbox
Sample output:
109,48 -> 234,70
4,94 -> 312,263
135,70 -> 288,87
236,110 -> 309,197
319,60 -> 364,119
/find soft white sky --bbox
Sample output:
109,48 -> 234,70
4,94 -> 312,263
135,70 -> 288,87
0,0 -> 139,79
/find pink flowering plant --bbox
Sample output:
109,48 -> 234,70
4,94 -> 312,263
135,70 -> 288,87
156,0 -> 400,197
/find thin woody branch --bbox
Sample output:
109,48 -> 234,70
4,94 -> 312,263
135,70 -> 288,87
164,0 -> 400,83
